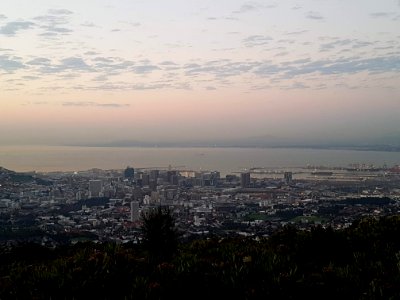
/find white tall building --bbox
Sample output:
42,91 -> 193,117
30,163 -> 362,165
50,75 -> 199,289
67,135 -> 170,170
130,201 -> 140,222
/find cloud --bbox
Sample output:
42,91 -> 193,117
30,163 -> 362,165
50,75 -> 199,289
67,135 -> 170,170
25,55 -> 136,76
274,52 -> 289,57
225,16 -> 239,21
130,83 -> 169,90
39,25 -> 73,36
0,21 -> 35,36
81,22 -> 96,27
6,35 -> 398,94
90,83 -> 128,91
84,51 -> 99,56
248,54 -> 400,82
92,56 -> 134,73
26,58 -> 52,66
282,56 -> 400,78
22,75 -> 40,80
34,53 -> 390,87
160,61 -> 180,71
92,75 -> 108,82
306,11 -> 324,20
0,14 -> 6,20
318,38 -> 374,52
373,46 -> 395,51
285,30 -> 308,36
69,79 -> 189,92
160,61 -> 178,66
233,3 -> 260,14
39,32 -> 59,37
93,57 -> 115,63
34,9 -> 73,37
60,57 -> 91,71
28,57 -> 91,73
48,9 -> 73,15
282,82 -> 309,90
0,55 -> 25,72
253,63 -> 282,76
0,48 -> 13,53
320,39 -> 354,51
130,82 -> 191,90
243,35 -> 273,47
370,12 -> 394,18
83,79 -> 192,92
98,103 -> 130,108
37,22 -> 73,37
184,60 -> 258,78
233,2 -> 276,14
132,65 -> 160,74
352,41 -> 373,49
34,14 -> 69,25
277,38 -> 295,45
45,27 -> 72,33
62,101 -> 129,108
94,82 -> 172,91
281,58 -> 311,66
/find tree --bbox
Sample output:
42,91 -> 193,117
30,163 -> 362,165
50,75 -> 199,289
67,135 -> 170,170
141,207 -> 177,262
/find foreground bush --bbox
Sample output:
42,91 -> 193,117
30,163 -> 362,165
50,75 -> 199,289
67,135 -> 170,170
0,216 -> 400,299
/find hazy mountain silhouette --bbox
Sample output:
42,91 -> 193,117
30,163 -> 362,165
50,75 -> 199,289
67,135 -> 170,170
72,132 -> 400,152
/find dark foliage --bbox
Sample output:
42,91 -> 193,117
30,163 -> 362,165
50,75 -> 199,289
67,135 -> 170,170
141,207 -> 178,263
337,196 -> 393,206
0,215 -> 400,299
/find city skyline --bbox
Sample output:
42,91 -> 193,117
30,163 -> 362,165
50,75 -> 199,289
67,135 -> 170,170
1,0 -> 400,146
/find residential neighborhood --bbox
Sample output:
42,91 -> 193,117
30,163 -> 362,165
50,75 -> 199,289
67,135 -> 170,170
1,164 -> 400,246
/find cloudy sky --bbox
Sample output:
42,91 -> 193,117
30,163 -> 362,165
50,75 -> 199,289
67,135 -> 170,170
1,0 -> 399,145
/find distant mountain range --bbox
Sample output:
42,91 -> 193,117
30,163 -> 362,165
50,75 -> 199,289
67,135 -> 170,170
72,134 -> 400,152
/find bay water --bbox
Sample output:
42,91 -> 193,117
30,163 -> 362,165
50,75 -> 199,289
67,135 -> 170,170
1,145 -> 399,175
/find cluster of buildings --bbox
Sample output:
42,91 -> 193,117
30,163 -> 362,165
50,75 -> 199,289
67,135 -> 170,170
1,164 -> 400,246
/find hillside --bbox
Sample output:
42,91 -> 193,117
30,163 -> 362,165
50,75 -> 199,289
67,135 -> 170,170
0,215 -> 399,299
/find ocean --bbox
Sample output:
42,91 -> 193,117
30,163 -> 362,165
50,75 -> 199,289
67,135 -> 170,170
1,145 -> 399,175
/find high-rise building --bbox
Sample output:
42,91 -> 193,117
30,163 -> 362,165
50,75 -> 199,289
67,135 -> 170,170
170,175 -> 179,185
284,172 -> 293,184
141,173 -> 150,186
133,187 -> 143,201
149,180 -> 157,191
89,180 -> 102,198
150,170 -> 159,181
124,166 -> 135,179
130,201 -> 139,222
226,174 -> 238,182
240,172 -> 251,188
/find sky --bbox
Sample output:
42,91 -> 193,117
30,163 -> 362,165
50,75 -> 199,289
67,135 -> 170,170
0,0 -> 399,146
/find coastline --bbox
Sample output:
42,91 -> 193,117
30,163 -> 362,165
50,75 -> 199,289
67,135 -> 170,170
1,145 -> 399,174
